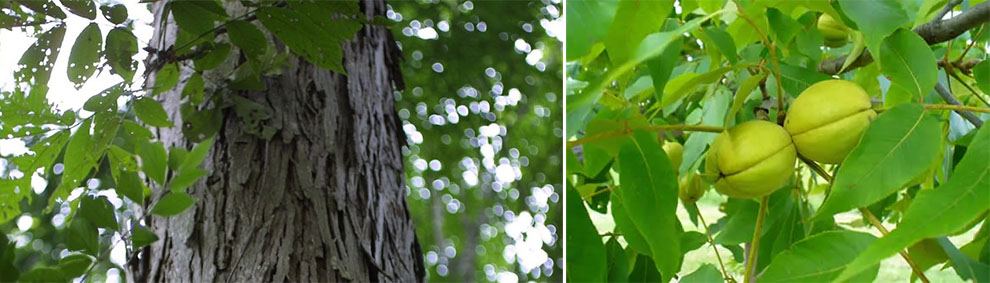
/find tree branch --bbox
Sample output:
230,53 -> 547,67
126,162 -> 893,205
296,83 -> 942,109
934,0 -> 963,21
818,1 -> 989,75
935,82 -> 985,127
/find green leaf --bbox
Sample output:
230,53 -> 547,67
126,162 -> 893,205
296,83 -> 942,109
680,264 -> 723,283
59,0 -> 96,20
150,192 -> 196,216
663,63 -> 749,109
66,23 -> 101,89
646,29 -> 683,102
131,224 -> 159,249
565,184 -> 607,282
938,237 -> 990,282
105,27 -> 138,82
18,266 -> 67,283
181,73 -> 205,105
611,193 -> 652,257
140,141 -> 168,185
835,124 -> 990,281
727,73 -> 766,125
153,64 -> 180,95
972,60 -> 990,95
761,230 -> 879,282
766,8 -> 801,45
168,168 -> 208,192
15,24 -> 66,88
679,86 -> 729,175
680,231 -> 708,253
194,43 -> 231,71
879,28 -> 937,106
257,4 -> 361,73
627,254 -> 663,282
134,97 -> 172,127
703,26 -> 737,64
714,198 -> 760,245
816,103 -> 941,218
227,20 -> 268,60
178,137 -> 214,172
565,0 -> 616,60
58,254 -> 94,278
169,1 -> 219,37
838,0 -> 910,57
794,26 -> 824,60
605,237 -> 630,282
100,4 -> 127,24
67,217 -> 98,255
83,84 -> 123,113
567,12 -> 723,113
78,195 -> 118,231
604,0 -> 673,65
115,170 -> 145,205
53,120 -> 96,206
775,63 -> 832,96
618,131 -> 680,279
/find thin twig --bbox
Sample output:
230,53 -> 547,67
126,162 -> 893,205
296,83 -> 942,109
695,203 -> 733,282
581,186 -> 614,201
935,83 -> 985,127
743,196 -> 769,283
946,70 -> 990,107
566,125 -> 724,148
935,0 -> 963,21
858,208 -> 932,283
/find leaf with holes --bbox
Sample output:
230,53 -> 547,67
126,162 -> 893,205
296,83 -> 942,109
67,23 -> 102,89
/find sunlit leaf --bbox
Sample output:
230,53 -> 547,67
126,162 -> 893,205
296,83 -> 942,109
838,0 -> 910,56
836,124 -> 990,281
604,0 -> 673,65
761,230 -> 879,282
879,29 -> 937,106
816,103 -> 941,218
680,264 -> 723,283
565,0 -> 617,60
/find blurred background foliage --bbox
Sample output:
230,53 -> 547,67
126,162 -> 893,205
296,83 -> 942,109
387,0 -> 563,282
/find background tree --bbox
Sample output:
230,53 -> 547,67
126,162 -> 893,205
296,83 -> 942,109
566,0 -> 988,282
0,0 -> 430,281
388,0 -> 563,281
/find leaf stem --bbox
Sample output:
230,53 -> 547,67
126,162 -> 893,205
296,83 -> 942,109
858,208 -> 931,283
581,185 -> 614,201
695,203 -> 734,282
743,195 -> 769,283
567,125 -> 724,148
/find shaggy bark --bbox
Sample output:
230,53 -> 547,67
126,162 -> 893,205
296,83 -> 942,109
130,0 -> 425,282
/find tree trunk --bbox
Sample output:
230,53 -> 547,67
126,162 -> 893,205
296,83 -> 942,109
130,0 -> 424,282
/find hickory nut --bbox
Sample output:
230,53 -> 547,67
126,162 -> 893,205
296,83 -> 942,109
706,120 -> 796,198
784,80 -> 877,164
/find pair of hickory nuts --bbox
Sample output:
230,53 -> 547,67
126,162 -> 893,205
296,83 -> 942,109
678,80 -> 877,199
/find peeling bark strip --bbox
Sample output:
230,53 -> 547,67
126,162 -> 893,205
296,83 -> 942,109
132,0 -> 425,282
